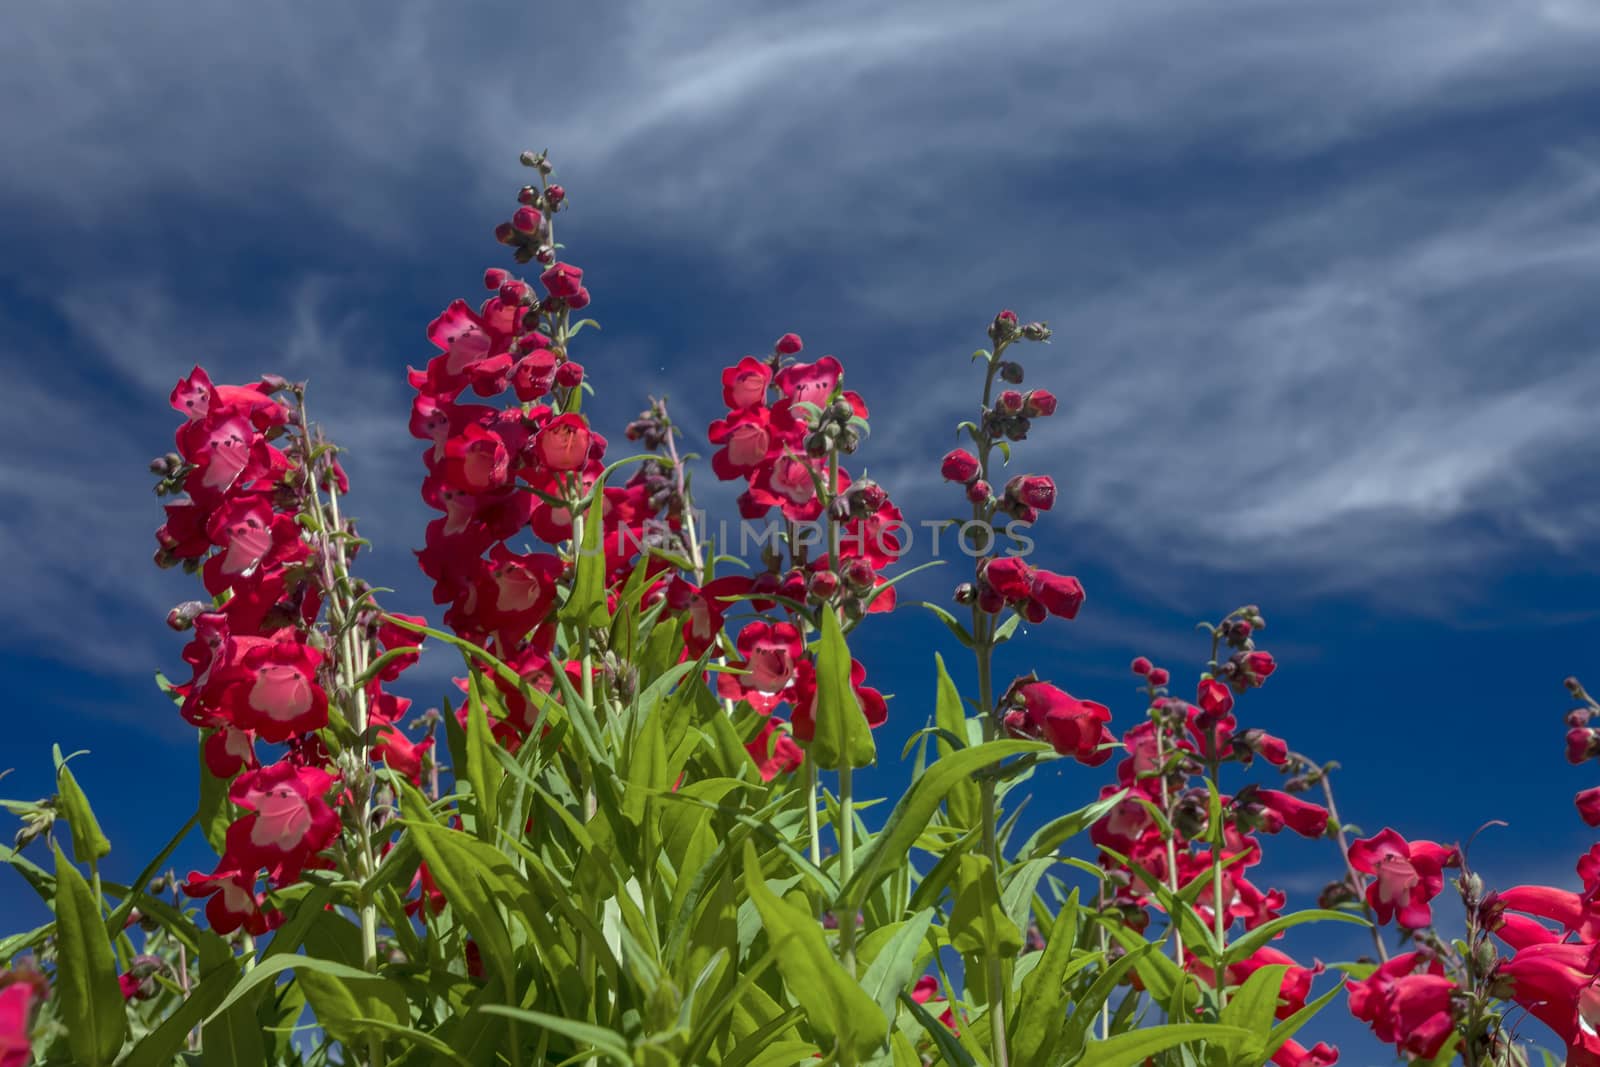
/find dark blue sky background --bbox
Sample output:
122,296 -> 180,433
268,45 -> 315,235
5,1 -> 1600,1062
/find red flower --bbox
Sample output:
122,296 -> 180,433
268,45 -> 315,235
1270,1040 -> 1338,1067
1579,787 -> 1600,827
722,357 -> 774,409
181,866 -> 282,936
789,659 -> 889,742
1348,829 -> 1458,928
1004,681 -> 1115,765
534,413 -> 593,472
774,356 -> 843,408
745,719 -> 804,780
224,762 -> 340,882
1346,952 -> 1456,1060
220,638 -> 328,743
1253,789 -> 1330,838
1497,941 -> 1600,1066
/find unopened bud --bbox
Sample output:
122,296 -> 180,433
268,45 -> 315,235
546,184 -> 565,205
167,601 -> 208,631
495,222 -> 517,245
998,361 -> 1024,384
1021,321 -> 1052,342
519,150 -> 542,167
966,479 -> 991,504
953,582 -> 977,605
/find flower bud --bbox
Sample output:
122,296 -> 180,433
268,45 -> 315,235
1130,656 -> 1152,676
1009,503 -> 1038,524
1023,389 -> 1057,417
838,428 -> 860,453
829,398 -> 855,422
517,185 -> 538,205
966,479 -> 991,505
988,309 -> 1020,344
1147,667 -> 1170,687
1021,321 -> 1052,342
851,480 -> 887,515
828,495 -> 852,523
842,596 -> 868,622
546,183 -> 565,204
997,390 -> 1025,414
566,287 -> 592,310
941,449 -> 980,482
810,570 -> 839,600
998,361 -> 1024,384
977,586 -> 1005,614
775,332 -> 803,355
494,222 -> 517,245
843,557 -> 876,592
512,207 -> 542,234
953,582 -> 977,605
519,150 -> 542,167
805,432 -> 829,456
555,361 -> 584,388
483,268 -> 509,290
1004,416 -> 1032,441
1006,474 -> 1056,511
167,600 -> 208,631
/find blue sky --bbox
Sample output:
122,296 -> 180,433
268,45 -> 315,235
4,0 -> 1600,1061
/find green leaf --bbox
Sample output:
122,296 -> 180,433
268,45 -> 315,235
933,654 -> 980,830
52,844 -> 126,1065
297,966 -> 410,1048
949,854 -> 1023,957
1261,980 -> 1344,1060
53,749 -> 110,863
742,841 -> 888,1064
858,908 -> 935,1024
1021,790 -> 1128,860
1076,1023 -> 1253,1067
899,991 -> 980,1067
463,672 -> 500,841
1217,963 -> 1288,1062
809,607 -> 877,770
841,739 -> 1047,912
1224,909 -> 1367,964
477,1006 -> 633,1066
919,602 -> 975,648
1011,888 -> 1082,1067
197,733 -> 234,853
562,489 -> 610,628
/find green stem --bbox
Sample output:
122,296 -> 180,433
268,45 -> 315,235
839,763 -> 857,977
807,761 -> 822,869
967,347 -> 1011,1067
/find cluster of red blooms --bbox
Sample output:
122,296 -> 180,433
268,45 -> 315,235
701,334 -> 906,776
151,367 -> 427,936
1084,614 -> 1347,1066
409,160 -> 674,749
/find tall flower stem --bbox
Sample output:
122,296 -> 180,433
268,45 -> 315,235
965,346 -> 1011,1067
296,397 -> 384,1067
839,763 -> 857,977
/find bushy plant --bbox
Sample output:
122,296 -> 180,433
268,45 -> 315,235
3,153 -> 1596,1067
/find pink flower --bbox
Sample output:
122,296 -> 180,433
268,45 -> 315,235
0,972 -> 45,1067
1348,828 -> 1458,928
789,659 -> 889,742
1498,941 -> 1600,1066
722,357 -> 773,409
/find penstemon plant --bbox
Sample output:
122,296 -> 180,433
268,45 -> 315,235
0,151 -> 1595,1067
